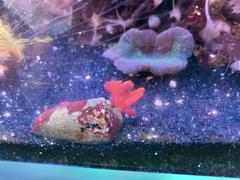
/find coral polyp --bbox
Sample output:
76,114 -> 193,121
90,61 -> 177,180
0,20 -> 24,62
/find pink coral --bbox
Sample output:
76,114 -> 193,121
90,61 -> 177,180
104,80 -> 145,116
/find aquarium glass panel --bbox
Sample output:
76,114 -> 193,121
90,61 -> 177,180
0,0 -> 240,177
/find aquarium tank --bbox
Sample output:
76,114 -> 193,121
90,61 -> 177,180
0,0 -> 240,178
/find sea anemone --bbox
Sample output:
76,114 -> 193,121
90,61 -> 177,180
103,26 -> 195,76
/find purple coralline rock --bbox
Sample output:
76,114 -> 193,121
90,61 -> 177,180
103,27 -> 195,76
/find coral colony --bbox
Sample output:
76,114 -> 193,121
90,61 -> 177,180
32,80 -> 145,144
